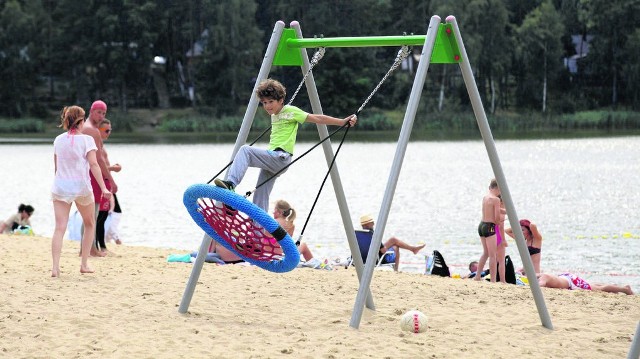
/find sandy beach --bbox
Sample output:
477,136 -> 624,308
1,234 -> 638,358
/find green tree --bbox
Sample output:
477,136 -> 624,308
579,0 -> 640,108
516,0 -> 565,112
194,0 -> 264,114
464,0 -> 512,113
0,0 -> 44,116
622,28 -> 640,109
93,0 -> 157,112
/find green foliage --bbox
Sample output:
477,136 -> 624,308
2,0 -> 640,121
557,111 -> 640,130
157,115 -> 250,132
515,0 -> 565,111
0,0 -> 44,117
0,118 -> 45,133
353,112 -> 395,131
194,0 -> 264,116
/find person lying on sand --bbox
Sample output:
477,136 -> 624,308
538,273 -> 634,295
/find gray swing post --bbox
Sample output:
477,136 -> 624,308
448,15 -> 552,330
178,21 -> 286,314
629,321 -> 640,359
349,15 -> 442,329
288,21 -> 377,310
349,15 -> 553,330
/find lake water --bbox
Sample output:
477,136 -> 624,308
1,136 -> 639,292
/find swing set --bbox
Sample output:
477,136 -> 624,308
179,15 -> 554,332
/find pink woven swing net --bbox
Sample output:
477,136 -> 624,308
196,197 -> 283,262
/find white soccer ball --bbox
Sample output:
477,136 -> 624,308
400,310 -> 428,333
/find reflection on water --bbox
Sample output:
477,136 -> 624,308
2,136 -> 639,291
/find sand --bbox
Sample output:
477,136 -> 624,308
1,234 -> 638,358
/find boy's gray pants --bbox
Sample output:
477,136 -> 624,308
227,145 -> 292,211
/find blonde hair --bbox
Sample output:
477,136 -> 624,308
59,106 -> 85,131
99,118 -> 111,128
275,199 -> 296,222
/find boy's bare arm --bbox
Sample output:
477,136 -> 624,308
305,113 -> 357,126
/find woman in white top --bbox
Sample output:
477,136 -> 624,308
51,105 -> 111,277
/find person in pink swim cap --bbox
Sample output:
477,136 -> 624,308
90,100 -> 107,112
81,100 -> 117,257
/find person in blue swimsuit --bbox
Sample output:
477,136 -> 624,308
474,178 -> 503,283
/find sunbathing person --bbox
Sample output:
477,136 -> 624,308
506,219 -> 542,274
537,273 -> 634,295
464,260 -> 489,279
272,199 -> 326,269
359,214 -> 425,272
207,237 -> 245,264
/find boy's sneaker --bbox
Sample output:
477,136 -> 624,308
214,179 -> 236,214
214,178 -> 235,191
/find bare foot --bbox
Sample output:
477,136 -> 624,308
90,248 -> 106,257
115,239 -> 122,245
623,285 -> 634,295
51,269 -> 60,278
80,266 -> 95,274
412,244 -> 426,254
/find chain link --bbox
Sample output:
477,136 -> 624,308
356,45 -> 410,114
287,47 -> 326,105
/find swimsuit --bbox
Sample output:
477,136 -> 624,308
224,259 -> 245,264
528,246 -> 541,255
558,273 -> 591,290
477,221 -> 496,237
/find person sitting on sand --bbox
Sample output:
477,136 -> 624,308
359,214 -> 425,272
537,273 -> 634,295
207,237 -> 245,264
0,204 -> 34,234
506,218 -> 542,274
272,199 -> 323,268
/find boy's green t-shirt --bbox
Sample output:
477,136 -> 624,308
268,105 -> 308,154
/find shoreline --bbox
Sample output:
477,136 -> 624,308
2,129 -> 640,145
1,234 -> 638,358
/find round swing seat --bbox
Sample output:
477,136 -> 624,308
183,184 -> 300,273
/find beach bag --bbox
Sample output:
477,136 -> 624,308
427,250 -> 451,277
495,255 -> 517,284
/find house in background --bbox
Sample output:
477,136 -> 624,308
564,34 -> 594,74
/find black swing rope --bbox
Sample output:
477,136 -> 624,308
297,46 -> 411,239
206,48 -> 327,185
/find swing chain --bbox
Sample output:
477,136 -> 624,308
287,47 -> 326,106
356,45 -> 411,114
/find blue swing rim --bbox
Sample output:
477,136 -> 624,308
183,183 -> 300,273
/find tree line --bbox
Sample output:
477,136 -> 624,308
1,0 -> 639,122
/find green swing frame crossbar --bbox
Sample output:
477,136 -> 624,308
273,23 -> 461,66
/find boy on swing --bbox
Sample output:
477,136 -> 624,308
215,78 -> 358,211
